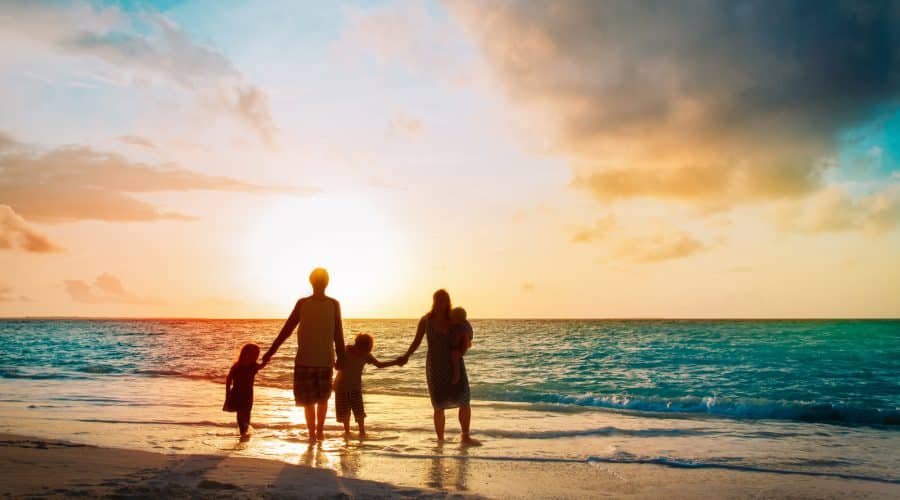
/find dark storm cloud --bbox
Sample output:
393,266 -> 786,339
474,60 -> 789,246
450,0 -> 900,206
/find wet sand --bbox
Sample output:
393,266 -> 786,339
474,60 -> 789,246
1,433 -> 897,499
0,434 -> 448,498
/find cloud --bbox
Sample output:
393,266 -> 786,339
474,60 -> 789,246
572,210 -> 712,262
118,135 -> 156,149
0,2 -> 276,145
64,273 -> 161,305
615,230 -> 709,263
776,185 -> 900,234
449,1 -> 900,207
572,214 -> 617,243
338,0 -> 473,85
573,161 -> 825,205
224,85 -> 276,147
388,112 -> 425,138
0,134 -> 316,222
0,283 -> 31,302
0,205 -> 62,253
0,133 -> 16,151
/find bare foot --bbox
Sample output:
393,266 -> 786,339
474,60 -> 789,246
308,433 -> 317,443
316,431 -> 325,441
239,433 -> 250,442
358,431 -> 367,439
460,435 -> 482,446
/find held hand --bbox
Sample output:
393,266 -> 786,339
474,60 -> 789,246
396,355 -> 408,366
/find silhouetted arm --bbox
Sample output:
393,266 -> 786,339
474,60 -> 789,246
333,299 -> 346,368
367,353 -> 401,368
263,299 -> 303,363
400,316 -> 427,364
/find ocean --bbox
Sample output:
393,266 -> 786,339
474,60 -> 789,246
0,319 -> 898,486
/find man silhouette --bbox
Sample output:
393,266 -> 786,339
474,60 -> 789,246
262,268 -> 345,442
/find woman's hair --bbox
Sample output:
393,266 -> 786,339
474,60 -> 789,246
236,343 -> 261,366
353,333 -> 374,354
431,289 -> 452,319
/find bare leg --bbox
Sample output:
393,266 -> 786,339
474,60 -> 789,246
237,409 -> 251,436
341,417 -> 350,434
358,418 -> 366,438
459,405 -> 480,445
316,400 -> 328,440
433,408 -> 446,442
304,404 -> 317,442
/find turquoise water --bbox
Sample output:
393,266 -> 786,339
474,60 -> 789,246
1,319 -> 897,426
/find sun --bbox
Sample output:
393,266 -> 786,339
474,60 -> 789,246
245,193 -> 406,316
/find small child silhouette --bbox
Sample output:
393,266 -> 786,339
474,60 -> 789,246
224,343 -> 267,439
449,307 -> 473,384
334,333 -> 403,437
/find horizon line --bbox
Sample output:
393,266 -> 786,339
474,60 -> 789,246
1,315 -> 898,321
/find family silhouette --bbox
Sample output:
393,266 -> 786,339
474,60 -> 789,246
223,268 -> 477,445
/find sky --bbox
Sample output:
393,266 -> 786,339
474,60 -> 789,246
0,0 -> 899,319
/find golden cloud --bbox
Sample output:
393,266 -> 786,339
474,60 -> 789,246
0,204 -> 62,253
0,134 -> 317,222
64,273 -> 162,305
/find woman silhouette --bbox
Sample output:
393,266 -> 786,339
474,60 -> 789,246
399,289 -> 478,444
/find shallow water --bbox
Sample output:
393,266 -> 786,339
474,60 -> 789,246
2,319 -> 898,425
0,319 -> 898,484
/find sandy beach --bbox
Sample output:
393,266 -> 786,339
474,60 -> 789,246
0,433 -> 439,498
2,432 -> 898,499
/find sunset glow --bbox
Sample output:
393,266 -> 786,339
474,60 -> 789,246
0,1 -> 898,319
243,194 -> 407,315
1,3 -> 899,499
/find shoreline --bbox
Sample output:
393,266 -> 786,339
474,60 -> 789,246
1,433 -> 897,499
1,375 -> 898,498
2,317 -> 898,321
1,374 -> 899,498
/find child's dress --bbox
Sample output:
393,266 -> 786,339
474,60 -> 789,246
223,364 -> 260,412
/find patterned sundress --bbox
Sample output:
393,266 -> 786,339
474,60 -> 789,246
425,314 -> 471,409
